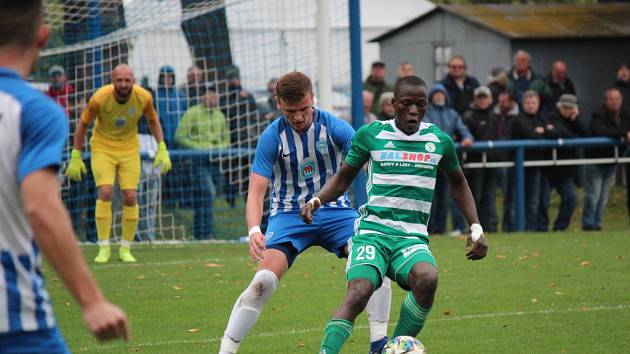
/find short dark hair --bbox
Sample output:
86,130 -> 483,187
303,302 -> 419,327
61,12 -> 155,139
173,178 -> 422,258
372,61 -> 385,68
394,75 -> 427,98
0,0 -> 43,49
276,71 -> 312,104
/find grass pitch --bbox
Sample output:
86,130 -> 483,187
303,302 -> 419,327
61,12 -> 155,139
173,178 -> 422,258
47,228 -> 630,354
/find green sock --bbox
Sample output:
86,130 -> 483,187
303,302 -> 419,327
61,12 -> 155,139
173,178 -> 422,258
393,292 -> 432,338
320,319 -> 354,354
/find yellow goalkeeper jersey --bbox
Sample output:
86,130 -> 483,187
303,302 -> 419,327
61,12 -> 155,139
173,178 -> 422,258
81,84 -> 157,152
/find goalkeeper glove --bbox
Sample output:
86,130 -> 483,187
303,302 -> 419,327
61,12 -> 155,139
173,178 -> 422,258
153,141 -> 172,174
65,149 -> 87,181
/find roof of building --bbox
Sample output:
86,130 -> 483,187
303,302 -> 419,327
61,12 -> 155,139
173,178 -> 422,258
370,3 -> 630,42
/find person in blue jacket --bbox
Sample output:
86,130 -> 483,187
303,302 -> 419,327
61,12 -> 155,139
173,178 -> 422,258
424,83 -> 474,236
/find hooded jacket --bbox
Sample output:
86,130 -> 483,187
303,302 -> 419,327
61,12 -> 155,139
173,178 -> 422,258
424,83 -> 473,142
156,65 -> 187,148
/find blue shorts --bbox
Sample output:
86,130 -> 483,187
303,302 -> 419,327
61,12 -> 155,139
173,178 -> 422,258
0,327 -> 70,354
265,207 -> 358,267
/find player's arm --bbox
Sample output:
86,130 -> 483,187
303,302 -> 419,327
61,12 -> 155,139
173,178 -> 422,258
301,162 -> 362,223
21,168 -> 131,342
247,126 -> 280,261
246,172 -> 270,261
145,101 -> 171,173
301,117 -> 362,223
65,99 -> 97,181
447,166 -> 488,260
441,135 -> 487,260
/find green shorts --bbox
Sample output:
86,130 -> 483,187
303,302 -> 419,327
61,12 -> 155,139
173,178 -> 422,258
346,232 -> 437,290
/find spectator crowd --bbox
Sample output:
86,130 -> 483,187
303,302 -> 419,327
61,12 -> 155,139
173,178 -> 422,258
47,50 -> 630,240
363,53 -> 630,234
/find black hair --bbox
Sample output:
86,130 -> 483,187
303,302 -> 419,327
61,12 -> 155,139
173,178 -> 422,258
394,75 -> 427,98
0,0 -> 42,49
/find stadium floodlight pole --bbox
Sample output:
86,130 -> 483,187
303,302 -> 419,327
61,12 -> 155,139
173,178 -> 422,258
317,0 -> 332,111
349,0 -> 368,207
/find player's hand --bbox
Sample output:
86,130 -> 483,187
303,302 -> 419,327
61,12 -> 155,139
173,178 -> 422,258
249,231 -> 266,261
65,149 -> 87,181
466,234 -> 488,260
153,141 -> 172,174
82,301 -> 131,342
300,197 -> 321,224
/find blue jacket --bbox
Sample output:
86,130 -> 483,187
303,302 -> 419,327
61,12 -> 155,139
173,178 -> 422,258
424,83 -> 473,141
155,65 -> 187,148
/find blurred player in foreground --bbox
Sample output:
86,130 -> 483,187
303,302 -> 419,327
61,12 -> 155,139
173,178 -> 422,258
301,75 -> 488,354
219,72 -> 392,354
66,64 -> 171,263
0,0 -> 130,351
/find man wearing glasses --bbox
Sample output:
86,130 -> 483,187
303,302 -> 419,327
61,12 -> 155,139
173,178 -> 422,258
440,55 -> 480,116
219,71 -> 392,354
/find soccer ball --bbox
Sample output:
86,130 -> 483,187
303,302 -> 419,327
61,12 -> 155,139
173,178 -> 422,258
381,335 -> 426,354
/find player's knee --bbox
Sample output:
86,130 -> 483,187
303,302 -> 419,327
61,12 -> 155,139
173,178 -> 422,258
99,186 -> 114,201
408,263 -> 438,295
241,270 -> 278,308
122,190 -> 137,206
345,279 -> 374,313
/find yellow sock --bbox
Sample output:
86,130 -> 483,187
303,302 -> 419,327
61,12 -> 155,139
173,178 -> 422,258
121,204 -> 139,248
95,200 -> 112,245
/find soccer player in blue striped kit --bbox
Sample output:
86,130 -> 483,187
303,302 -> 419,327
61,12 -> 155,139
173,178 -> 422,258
219,71 -> 392,354
0,1 -> 130,352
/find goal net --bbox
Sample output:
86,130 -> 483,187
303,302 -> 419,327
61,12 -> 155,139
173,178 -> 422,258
38,0 -> 353,242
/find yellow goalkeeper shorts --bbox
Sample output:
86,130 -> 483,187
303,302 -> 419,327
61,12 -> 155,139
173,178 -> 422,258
91,150 -> 141,190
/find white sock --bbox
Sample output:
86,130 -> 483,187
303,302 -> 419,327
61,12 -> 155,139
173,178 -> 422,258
219,269 -> 278,354
366,277 -> 392,342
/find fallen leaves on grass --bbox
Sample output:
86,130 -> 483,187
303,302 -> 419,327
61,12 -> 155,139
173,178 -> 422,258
128,347 -> 140,352
531,298 -> 538,303
173,285 -> 182,290
187,328 -> 199,333
205,263 -> 224,268
136,275 -> 145,280
580,260 -> 590,267
495,254 -> 507,260
443,310 -> 452,316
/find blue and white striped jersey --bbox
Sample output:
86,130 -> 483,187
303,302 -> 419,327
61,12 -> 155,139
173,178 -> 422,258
251,108 -> 354,216
0,68 -> 67,334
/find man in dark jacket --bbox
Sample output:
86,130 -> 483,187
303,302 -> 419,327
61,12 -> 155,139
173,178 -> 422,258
507,50 -> 551,107
613,62 -> 630,113
538,94 -> 588,231
462,86 -> 499,232
494,92 -> 519,232
220,65 -> 258,207
582,88 -> 630,230
440,55 -> 480,116
509,90 -> 555,231
613,62 -> 630,220
363,61 -> 394,115
542,60 -> 577,116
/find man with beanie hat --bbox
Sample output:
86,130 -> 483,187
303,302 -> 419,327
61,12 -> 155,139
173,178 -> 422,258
539,94 -> 588,231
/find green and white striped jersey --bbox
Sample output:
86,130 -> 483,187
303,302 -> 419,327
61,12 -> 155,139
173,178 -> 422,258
345,119 -> 460,241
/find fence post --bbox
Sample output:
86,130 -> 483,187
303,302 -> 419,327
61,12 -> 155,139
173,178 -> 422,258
349,0 -> 367,207
514,147 -> 525,231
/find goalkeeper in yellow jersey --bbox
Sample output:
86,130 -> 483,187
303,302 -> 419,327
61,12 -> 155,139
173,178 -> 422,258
66,64 -> 171,263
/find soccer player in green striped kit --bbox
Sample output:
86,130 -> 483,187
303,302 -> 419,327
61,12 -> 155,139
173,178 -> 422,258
301,75 -> 488,353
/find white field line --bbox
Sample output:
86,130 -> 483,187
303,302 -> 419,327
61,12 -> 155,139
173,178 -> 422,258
73,304 -> 630,352
90,257 -> 250,269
